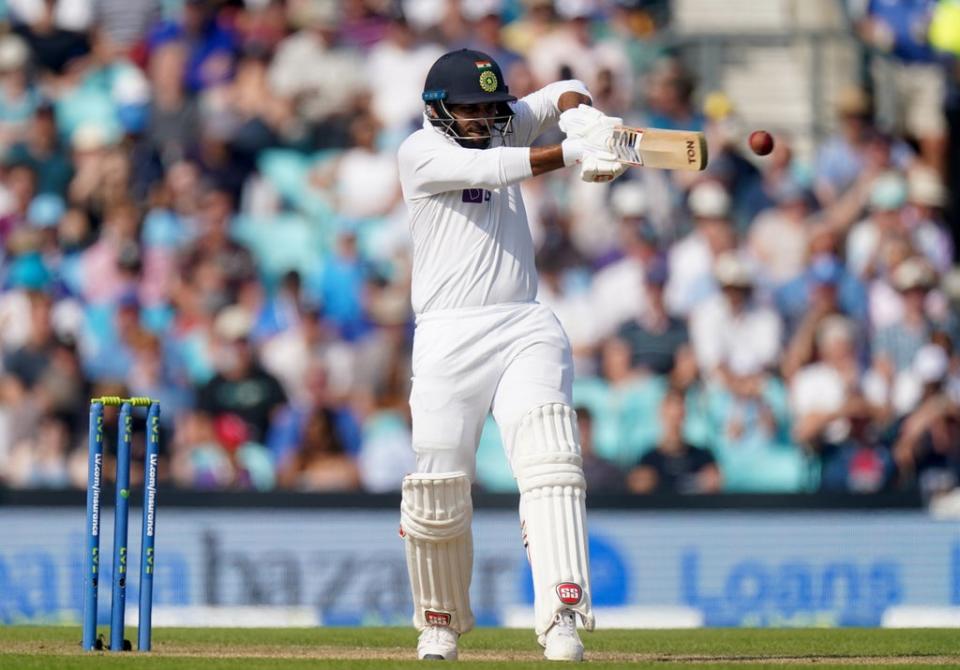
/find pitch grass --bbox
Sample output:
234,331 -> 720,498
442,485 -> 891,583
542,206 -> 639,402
0,626 -> 959,669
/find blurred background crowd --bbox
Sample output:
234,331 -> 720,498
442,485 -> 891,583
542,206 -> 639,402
0,0 -> 959,497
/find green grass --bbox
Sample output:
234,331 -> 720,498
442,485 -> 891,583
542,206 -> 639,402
0,626 -> 959,669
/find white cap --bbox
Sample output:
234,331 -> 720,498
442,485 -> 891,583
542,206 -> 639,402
689,181 -> 730,219
728,347 -> 762,376
556,0 -> 596,19
816,315 -> 855,351
113,68 -> 151,105
0,35 -> 28,71
214,305 -> 254,341
72,124 -> 112,151
908,166 -> 946,208
461,0 -> 503,21
610,181 -> 648,218
289,0 -> 339,28
913,344 -> 948,383
403,0 -> 445,29
714,251 -> 753,287
942,267 -> 960,302
892,256 -> 937,291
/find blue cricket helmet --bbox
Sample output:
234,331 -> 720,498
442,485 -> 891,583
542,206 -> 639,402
422,48 -> 517,105
422,49 -> 516,147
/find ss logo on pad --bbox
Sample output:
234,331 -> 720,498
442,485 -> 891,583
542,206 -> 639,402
556,582 -> 583,605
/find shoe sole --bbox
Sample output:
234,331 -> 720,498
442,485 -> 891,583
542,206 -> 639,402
544,647 -> 584,662
419,651 -> 458,661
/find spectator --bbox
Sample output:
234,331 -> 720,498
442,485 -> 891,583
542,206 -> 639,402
627,388 -> 720,494
310,112 -> 400,220
590,181 -> 658,340
536,245 -> 597,376
576,406 -> 625,491
790,316 -> 868,452
501,0 -> 555,56
739,132 -> 803,225
904,165 -> 953,272
641,56 -> 703,132
4,412 -> 72,487
0,161 -> 37,246
181,185 -> 256,307
872,256 -> 938,374
665,180 -> 735,317
847,171 -> 910,280
196,305 -> 288,443
748,177 -> 815,288
457,0 -> 523,76
268,0 -> 364,142
702,351 -> 805,492
3,290 -> 56,389
5,103 -> 73,197
365,13 -> 443,135
92,0 -> 162,55
277,406 -> 360,492
261,304 -> 357,404
527,0 -> 632,101
854,0 -> 947,171
776,230 -> 869,336
690,252 -> 782,379
814,86 -> 878,204
819,401 -> 895,493
12,0 -> 91,76
0,35 -> 38,153
77,199 -> 141,304
147,0 -> 238,94
892,345 -> 960,494
613,256 -> 691,378
145,41 -> 200,167
780,255 -> 865,381
307,230 -> 370,341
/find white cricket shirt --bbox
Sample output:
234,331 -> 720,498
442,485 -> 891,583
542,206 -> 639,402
398,80 -> 589,315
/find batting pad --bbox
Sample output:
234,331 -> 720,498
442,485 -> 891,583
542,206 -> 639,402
400,472 -> 475,633
515,404 -> 595,635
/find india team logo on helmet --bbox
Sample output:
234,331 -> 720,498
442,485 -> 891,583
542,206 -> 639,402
479,70 -> 498,93
556,582 -> 583,605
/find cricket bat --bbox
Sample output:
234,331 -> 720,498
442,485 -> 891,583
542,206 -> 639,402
609,126 -> 708,171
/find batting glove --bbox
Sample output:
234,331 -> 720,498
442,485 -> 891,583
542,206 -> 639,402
559,104 -> 623,155
579,150 -> 627,183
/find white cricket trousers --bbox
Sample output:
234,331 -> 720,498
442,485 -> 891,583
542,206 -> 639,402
409,301 -> 574,478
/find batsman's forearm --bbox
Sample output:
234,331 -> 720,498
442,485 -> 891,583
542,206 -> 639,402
530,145 -> 566,176
558,91 -> 592,112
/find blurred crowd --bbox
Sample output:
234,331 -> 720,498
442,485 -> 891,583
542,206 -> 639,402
0,0 -> 958,497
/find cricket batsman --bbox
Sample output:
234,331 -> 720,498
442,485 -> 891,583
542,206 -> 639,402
397,49 -> 626,662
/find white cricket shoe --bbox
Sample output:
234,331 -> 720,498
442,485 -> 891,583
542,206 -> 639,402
540,609 -> 584,661
418,625 -> 459,660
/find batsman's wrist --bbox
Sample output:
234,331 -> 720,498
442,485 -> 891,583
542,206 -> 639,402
561,138 -> 585,167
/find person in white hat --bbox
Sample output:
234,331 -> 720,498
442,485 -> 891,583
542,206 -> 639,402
892,343 -> 960,494
846,171 -> 909,280
904,165 -> 953,273
872,256 -> 939,375
588,180 -> 659,341
0,34 -> 34,150
664,180 -> 735,317
689,251 -> 783,380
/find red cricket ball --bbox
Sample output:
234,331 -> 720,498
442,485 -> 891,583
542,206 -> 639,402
749,130 -> 774,156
